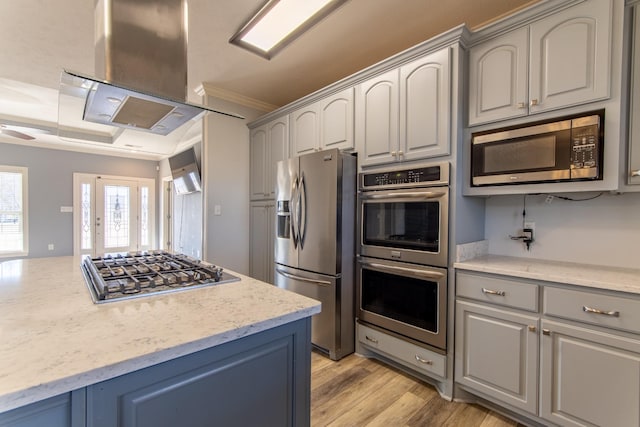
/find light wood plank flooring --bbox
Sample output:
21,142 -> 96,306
311,351 -> 525,427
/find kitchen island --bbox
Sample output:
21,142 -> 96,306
0,256 -> 320,426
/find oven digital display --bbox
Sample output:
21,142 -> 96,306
362,165 -> 442,187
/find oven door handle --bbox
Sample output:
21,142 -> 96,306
360,191 -> 446,200
276,268 -> 332,286
360,261 -> 445,280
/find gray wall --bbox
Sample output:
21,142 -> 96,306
484,191 -> 640,269
202,98 -> 265,275
0,142 -> 158,258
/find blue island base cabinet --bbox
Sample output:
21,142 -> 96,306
87,319 -> 312,427
0,318 -> 311,427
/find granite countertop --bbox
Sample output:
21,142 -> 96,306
0,256 -> 321,413
454,254 -> 640,295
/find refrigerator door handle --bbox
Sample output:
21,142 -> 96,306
290,175 -> 299,248
276,268 -> 331,286
299,172 -> 307,249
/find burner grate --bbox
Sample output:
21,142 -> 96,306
81,251 -> 239,303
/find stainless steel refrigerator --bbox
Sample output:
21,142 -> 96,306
274,148 -> 356,360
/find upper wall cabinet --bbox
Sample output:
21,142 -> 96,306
290,88 -> 354,157
356,47 -> 451,167
468,0 -> 612,126
250,116 -> 289,200
628,2 -> 640,186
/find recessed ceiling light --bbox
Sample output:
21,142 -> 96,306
107,97 -> 122,104
230,0 -> 347,59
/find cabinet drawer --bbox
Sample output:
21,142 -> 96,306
358,323 -> 446,378
544,287 -> 640,335
456,271 -> 539,312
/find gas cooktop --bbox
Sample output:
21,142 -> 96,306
81,251 -> 240,303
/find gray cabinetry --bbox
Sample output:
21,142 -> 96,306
86,319 -> 311,427
468,0 -> 612,126
356,46 -> 451,167
290,88 -> 354,156
249,116 -> 289,200
455,272 -> 539,414
455,269 -> 640,426
0,393 -> 84,427
540,319 -> 640,427
249,201 -> 275,283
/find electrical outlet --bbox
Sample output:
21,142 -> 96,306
48,244 -> 54,251
523,221 -> 535,232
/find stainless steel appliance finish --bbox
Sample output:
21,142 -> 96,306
471,110 -> 604,186
59,0 -> 243,137
82,251 -> 239,303
274,148 -> 356,360
357,161 -> 450,350
358,162 -> 449,268
357,256 -> 447,350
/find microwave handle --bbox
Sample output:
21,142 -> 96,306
360,261 -> 445,280
360,191 -> 446,200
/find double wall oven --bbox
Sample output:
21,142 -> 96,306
357,162 -> 449,351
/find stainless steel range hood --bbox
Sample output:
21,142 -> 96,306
60,0 -> 242,138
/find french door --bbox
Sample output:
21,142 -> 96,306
95,178 -> 139,254
74,174 -> 155,256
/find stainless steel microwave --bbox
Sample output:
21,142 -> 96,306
471,110 -> 604,186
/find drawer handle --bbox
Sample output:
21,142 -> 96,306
415,355 -> 433,365
583,305 -> 620,317
482,288 -> 506,296
365,335 -> 379,344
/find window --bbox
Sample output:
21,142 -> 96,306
0,166 -> 28,257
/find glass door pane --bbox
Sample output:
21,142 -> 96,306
96,178 -> 138,254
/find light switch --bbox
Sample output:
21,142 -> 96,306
48,244 -> 54,250
214,205 -> 222,216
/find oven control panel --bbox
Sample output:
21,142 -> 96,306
360,162 -> 449,190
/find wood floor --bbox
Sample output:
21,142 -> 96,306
311,351 -> 525,427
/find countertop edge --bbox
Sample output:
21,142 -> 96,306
454,255 -> 640,295
0,305 -> 319,413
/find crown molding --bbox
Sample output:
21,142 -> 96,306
195,83 -> 278,113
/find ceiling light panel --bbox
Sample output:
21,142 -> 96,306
230,0 -> 347,59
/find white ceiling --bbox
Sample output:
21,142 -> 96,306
0,0 -> 539,160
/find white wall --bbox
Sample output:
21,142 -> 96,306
484,191 -> 640,269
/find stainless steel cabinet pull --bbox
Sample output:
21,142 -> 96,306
528,325 -> 537,332
631,170 -> 640,177
415,355 -> 433,365
517,102 -> 526,109
482,288 -> 506,296
397,150 -> 404,156
542,329 -> 551,336
583,305 -> 620,317
530,99 -> 539,106
391,151 -> 397,156
365,335 -> 378,344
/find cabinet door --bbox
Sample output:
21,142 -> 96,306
267,117 -> 289,198
400,47 -> 451,160
455,301 -> 539,414
249,126 -> 267,200
540,320 -> 640,427
628,4 -> 640,185
356,69 -> 399,167
529,0 -> 612,114
468,27 -> 529,125
249,202 -> 274,283
291,104 -> 319,156
319,87 -> 354,151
